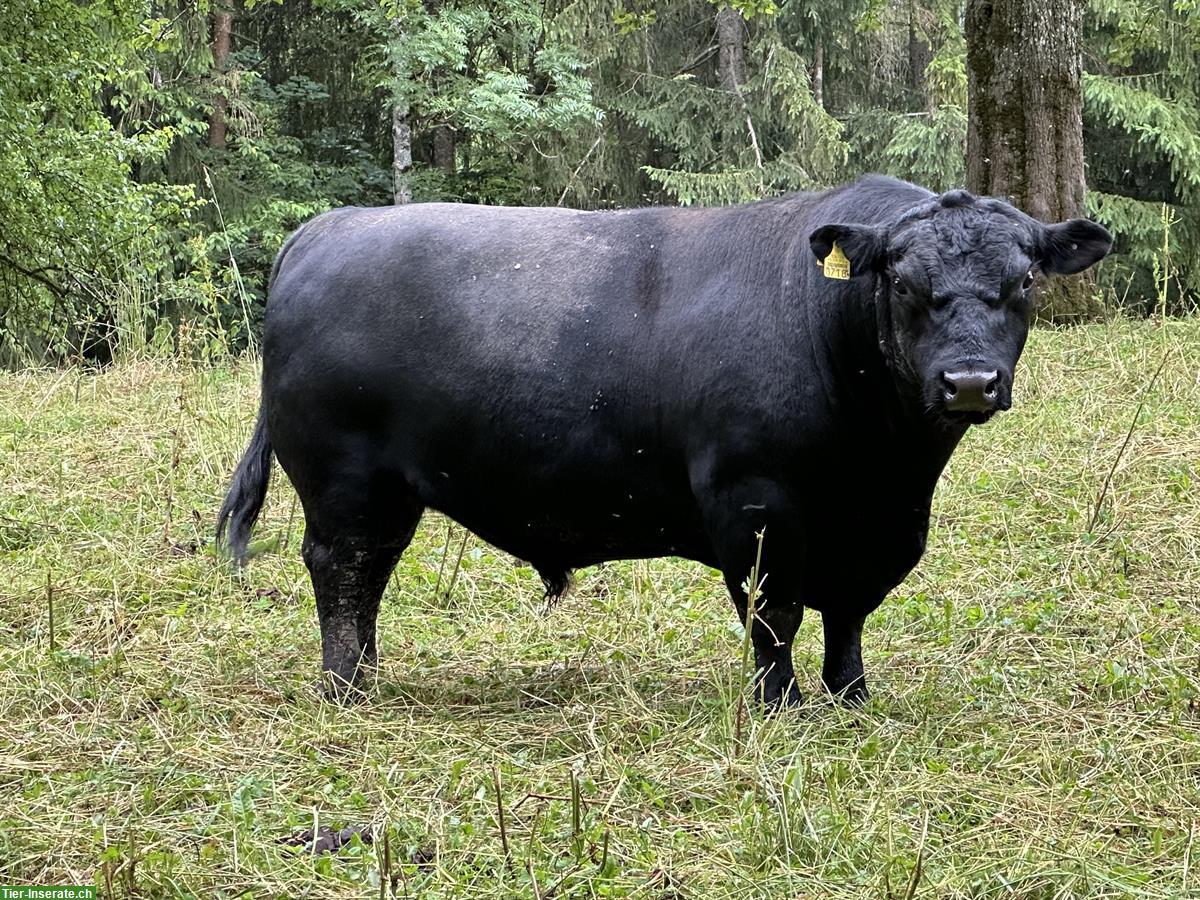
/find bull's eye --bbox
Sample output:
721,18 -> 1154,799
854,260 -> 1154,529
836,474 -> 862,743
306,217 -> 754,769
891,275 -> 908,296
1021,269 -> 1035,291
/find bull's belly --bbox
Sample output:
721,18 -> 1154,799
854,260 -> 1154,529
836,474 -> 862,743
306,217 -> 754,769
415,474 -> 715,570
266,380 -> 714,568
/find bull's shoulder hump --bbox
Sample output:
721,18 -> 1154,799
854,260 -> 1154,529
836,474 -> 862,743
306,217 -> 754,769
810,175 -> 937,226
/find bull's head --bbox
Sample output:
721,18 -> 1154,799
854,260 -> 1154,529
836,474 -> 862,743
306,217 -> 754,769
810,190 -> 1112,425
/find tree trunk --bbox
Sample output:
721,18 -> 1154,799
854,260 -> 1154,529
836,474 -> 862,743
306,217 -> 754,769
966,0 -> 1099,320
716,4 -> 763,179
716,6 -> 745,95
813,42 -> 824,109
390,18 -> 412,205
907,1 -> 932,111
392,101 -> 412,205
433,125 -> 456,175
208,5 -> 233,149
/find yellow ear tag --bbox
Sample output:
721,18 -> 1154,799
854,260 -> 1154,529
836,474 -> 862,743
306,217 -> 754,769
822,242 -> 851,280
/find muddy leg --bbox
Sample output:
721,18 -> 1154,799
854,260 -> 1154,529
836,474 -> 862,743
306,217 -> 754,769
302,517 -> 417,700
355,515 -> 421,668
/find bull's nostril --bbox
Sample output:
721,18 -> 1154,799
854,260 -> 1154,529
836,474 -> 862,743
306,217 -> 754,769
941,374 -> 957,398
984,377 -> 998,398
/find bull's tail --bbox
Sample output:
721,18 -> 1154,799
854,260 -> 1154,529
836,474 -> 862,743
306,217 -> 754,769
216,411 -> 273,564
215,222 -> 310,563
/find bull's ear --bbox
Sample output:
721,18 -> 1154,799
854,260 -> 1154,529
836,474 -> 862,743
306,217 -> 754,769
809,224 -> 888,276
1039,219 -> 1113,276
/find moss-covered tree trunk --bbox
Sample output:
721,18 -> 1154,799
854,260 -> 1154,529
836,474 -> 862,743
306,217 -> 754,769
716,6 -> 745,94
433,126 -> 455,175
391,102 -> 412,205
390,19 -> 412,205
208,4 -> 233,149
966,0 -> 1101,321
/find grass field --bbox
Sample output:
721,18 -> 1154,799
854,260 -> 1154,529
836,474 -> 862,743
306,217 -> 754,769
2,318 -> 1199,898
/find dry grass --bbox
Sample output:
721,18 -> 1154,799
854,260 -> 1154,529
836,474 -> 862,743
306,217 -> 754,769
1,318 -> 1199,898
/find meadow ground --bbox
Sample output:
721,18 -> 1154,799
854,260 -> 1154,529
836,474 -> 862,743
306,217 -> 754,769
1,318 -> 1199,898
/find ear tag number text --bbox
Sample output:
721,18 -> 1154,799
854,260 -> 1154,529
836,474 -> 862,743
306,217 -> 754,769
822,242 -> 851,280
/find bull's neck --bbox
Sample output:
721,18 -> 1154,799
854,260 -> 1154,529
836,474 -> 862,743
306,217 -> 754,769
816,272 -> 968,482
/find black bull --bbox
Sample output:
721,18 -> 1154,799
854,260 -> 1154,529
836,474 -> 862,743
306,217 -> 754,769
217,175 -> 1111,704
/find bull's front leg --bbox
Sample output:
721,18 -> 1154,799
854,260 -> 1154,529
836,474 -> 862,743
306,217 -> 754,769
820,611 -> 869,704
697,474 -> 807,709
748,599 -> 805,708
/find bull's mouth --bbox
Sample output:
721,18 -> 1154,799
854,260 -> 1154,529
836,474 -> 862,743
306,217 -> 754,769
942,408 -> 999,426
924,403 -> 1004,427
921,381 -> 1012,428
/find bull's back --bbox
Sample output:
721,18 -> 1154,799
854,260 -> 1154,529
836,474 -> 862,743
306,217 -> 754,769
268,203 -> 658,371
264,203 -> 671,443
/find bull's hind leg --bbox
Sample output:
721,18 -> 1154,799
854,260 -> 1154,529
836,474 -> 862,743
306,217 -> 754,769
301,498 -> 423,699
354,509 -> 422,668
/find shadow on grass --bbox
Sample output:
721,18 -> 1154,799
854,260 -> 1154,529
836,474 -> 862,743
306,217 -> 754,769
360,656 -> 856,727
364,659 -> 718,718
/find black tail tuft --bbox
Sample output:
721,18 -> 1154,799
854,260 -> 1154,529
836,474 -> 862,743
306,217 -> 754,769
538,567 -> 573,606
216,412 -> 273,565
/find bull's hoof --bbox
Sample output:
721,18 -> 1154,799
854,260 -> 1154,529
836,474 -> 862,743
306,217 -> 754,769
319,668 -> 368,704
756,676 -> 803,712
824,676 -> 869,707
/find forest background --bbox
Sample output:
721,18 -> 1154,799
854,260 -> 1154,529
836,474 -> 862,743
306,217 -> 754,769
1,0 -> 1197,365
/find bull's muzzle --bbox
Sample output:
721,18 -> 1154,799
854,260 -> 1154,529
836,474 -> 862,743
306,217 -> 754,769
941,369 -> 1001,414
